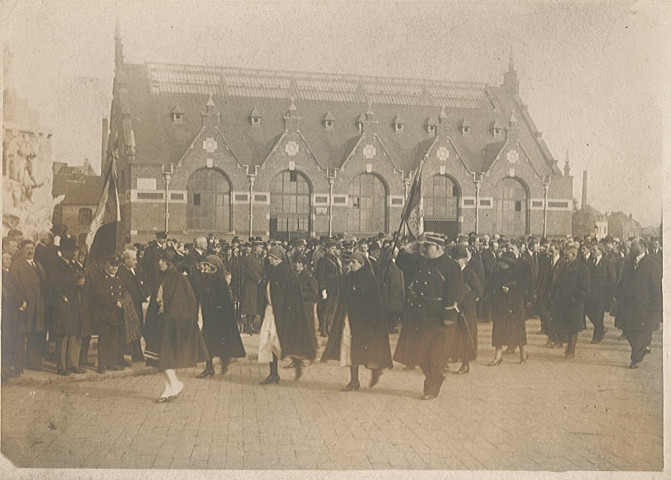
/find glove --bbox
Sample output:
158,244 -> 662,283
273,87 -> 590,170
442,307 -> 458,326
321,290 -> 328,300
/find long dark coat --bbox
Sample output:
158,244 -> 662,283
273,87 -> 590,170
322,264 -> 393,369
453,265 -> 481,361
551,259 -> 591,336
378,258 -> 405,313
239,253 -> 265,316
144,268 -> 210,370
200,273 -> 245,359
296,268 -> 319,354
489,260 -> 528,348
48,257 -> 81,336
8,258 -> 47,334
264,261 -> 316,361
586,257 -> 616,311
117,264 -> 149,327
615,254 -> 662,332
393,251 -> 465,367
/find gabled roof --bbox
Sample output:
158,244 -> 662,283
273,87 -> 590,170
116,61 -> 560,175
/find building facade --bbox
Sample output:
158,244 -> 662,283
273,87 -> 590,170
106,32 -> 572,245
52,170 -> 103,245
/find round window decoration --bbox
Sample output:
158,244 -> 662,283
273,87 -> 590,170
285,140 -> 299,156
363,144 -> 376,159
506,149 -> 519,164
437,146 -> 450,161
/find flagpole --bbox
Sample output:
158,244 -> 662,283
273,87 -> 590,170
392,155 -> 426,256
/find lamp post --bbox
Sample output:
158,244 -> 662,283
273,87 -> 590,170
542,176 -> 551,238
162,163 -> 173,234
327,169 -> 336,238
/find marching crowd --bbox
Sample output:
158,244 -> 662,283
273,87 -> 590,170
1,227 -> 663,401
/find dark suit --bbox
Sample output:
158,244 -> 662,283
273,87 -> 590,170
8,258 -> 47,371
537,255 -> 565,344
615,254 -> 662,364
117,264 -> 149,361
551,259 -> 590,355
585,256 -> 616,342
49,256 -> 83,372
2,268 -> 18,378
89,270 -> 125,370
315,254 -> 342,336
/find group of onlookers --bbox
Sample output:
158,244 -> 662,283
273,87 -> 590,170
1,226 -> 662,398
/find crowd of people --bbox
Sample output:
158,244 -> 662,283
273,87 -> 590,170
1,226 -> 663,401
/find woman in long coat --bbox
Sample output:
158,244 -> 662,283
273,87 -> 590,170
258,246 -> 316,384
487,251 -> 529,366
144,253 -> 210,402
322,252 -> 393,391
450,246 -> 481,374
197,255 -> 246,378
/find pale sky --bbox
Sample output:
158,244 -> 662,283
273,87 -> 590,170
2,0 -> 669,227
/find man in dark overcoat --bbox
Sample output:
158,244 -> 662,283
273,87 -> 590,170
378,252 -> 405,334
118,247 -> 149,361
394,233 -> 465,400
89,255 -> 126,373
239,240 -> 265,334
141,231 -> 168,293
585,242 -> 616,344
49,237 -> 84,375
315,240 -> 341,336
8,239 -> 47,372
536,241 -> 564,347
2,253 -> 19,380
615,238 -> 662,368
551,245 -> 590,359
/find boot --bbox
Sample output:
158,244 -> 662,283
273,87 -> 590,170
220,358 -> 231,375
342,366 -> 360,391
260,354 -> 280,384
294,359 -> 303,380
197,360 -> 215,378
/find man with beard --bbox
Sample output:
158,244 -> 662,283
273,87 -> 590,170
257,246 -> 316,384
394,233 -> 465,400
615,238 -> 662,369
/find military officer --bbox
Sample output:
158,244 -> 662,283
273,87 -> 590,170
394,233 -> 465,400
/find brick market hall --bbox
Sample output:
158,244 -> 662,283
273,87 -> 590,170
106,31 -> 573,245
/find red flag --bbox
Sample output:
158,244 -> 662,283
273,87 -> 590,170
85,154 -> 120,265
401,159 -> 424,239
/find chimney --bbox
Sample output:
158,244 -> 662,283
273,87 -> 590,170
581,171 -> 588,210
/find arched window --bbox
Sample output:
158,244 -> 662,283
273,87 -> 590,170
187,168 -> 231,232
494,177 -> 528,235
423,174 -> 460,239
269,170 -> 311,241
347,173 -> 387,235
78,207 -> 93,225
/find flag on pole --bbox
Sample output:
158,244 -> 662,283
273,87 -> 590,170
401,157 -> 424,240
85,151 -> 120,265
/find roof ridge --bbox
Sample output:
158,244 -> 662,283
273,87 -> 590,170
143,61 -> 491,90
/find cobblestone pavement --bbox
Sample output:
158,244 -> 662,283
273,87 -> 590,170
0,315 -> 664,471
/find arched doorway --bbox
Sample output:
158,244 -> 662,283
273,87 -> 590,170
494,177 -> 528,235
187,168 -> 232,232
347,173 -> 387,235
423,174 -> 461,240
269,169 -> 312,241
